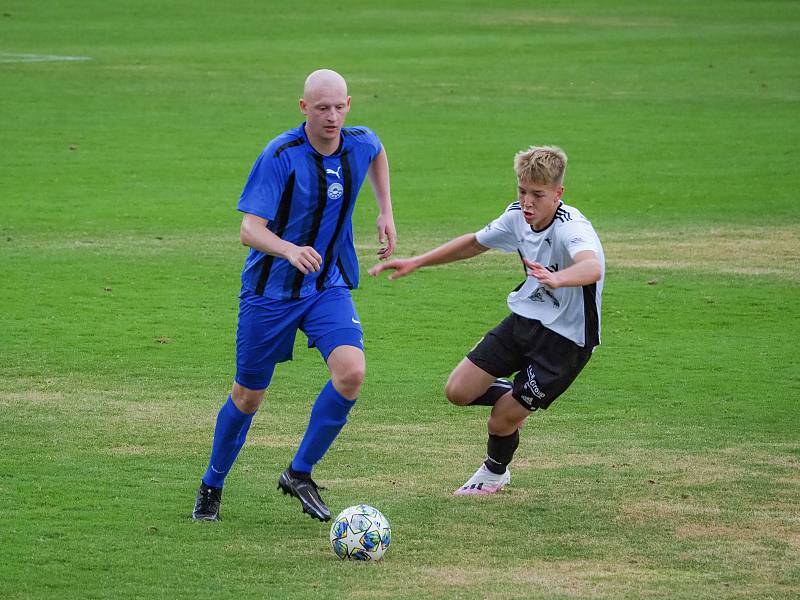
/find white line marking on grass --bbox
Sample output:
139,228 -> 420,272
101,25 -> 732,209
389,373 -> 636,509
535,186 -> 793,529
0,52 -> 91,63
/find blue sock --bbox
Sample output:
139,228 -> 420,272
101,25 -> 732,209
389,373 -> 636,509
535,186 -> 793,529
202,396 -> 255,489
291,380 -> 356,474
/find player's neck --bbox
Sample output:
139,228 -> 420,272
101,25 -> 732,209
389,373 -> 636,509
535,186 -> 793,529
530,205 -> 560,231
305,128 -> 340,156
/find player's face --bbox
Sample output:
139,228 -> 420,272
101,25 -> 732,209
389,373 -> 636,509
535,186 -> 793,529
517,179 -> 563,230
300,87 -> 351,144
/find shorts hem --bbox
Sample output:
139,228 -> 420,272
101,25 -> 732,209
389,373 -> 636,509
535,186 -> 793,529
465,354 -> 508,379
313,327 -> 364,361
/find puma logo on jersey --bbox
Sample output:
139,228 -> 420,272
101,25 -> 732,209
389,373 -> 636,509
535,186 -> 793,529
326,166 -> 342,179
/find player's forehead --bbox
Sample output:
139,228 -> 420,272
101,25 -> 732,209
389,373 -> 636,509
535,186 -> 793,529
518,178 -> 557,193
308,89 -> 348,107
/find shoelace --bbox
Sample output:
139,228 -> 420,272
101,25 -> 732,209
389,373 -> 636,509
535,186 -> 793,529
294,475 -> 326,492
200,488 -> 221,508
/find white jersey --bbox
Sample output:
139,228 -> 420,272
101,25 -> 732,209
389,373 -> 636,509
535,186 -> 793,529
475,201 -> 604,348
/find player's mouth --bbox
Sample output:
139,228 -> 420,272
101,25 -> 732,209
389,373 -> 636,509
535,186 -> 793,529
324,125 -> 338,134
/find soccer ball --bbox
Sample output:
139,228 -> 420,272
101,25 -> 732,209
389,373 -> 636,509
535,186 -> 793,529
329,504 -> 391,561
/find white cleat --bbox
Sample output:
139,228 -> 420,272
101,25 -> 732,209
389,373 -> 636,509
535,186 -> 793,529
453,464 -> 511,496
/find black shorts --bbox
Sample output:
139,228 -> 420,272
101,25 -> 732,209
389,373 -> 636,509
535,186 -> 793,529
467,313 -> 593,411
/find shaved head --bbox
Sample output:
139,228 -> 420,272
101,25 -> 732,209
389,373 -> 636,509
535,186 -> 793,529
299,69 -> 351,154
303,69 -> 347,101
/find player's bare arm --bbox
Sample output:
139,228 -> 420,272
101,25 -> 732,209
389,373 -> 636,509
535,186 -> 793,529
240,213 -> 322,274
368,233 -> 489,281
524,250 -> 602,288
367,147 -> 396,260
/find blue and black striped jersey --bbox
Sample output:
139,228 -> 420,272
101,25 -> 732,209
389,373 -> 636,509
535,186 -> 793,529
238,123 -> 382,299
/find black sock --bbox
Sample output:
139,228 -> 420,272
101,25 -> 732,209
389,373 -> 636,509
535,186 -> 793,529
288,467 -> 311,480
484,430 -> 520,474
468,379 -> 512,406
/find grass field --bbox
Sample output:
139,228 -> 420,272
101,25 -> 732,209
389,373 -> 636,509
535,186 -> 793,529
2,1 -> 799,598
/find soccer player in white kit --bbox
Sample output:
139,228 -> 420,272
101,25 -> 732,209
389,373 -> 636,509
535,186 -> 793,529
369,146 -> 604,495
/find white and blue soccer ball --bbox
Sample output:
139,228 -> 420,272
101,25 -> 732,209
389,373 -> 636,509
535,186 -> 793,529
329,504 -> 391,561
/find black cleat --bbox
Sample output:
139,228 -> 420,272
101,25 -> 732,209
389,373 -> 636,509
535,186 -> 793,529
192,482 -> 222,521
277,468 -> 331,522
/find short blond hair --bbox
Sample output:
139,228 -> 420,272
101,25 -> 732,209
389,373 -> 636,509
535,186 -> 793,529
514,146 -> 568,186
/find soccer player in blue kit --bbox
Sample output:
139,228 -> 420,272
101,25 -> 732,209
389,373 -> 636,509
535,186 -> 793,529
192,69 -> 396,522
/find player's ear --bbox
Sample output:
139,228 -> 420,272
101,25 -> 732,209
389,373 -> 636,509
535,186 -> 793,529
299,98 -> 307,115
345,96 -> 351,110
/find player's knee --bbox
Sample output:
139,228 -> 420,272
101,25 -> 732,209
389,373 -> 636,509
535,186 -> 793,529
444,377 -> 471,406
231,383 -> 266,414
332,364 -> 365,398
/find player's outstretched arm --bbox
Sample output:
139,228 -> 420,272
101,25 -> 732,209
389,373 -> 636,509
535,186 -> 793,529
524,250 -> 602,289
368,233 -> 489,281
367,147 -> 397,260
240,213 -> 322,274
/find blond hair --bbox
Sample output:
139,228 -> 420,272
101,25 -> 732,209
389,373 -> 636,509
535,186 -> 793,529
514,146 -> 567,186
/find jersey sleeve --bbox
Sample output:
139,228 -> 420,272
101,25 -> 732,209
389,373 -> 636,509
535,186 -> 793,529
363,128 -> 383,162
474,207 -> 520,252
560,219 -> 602,259
346,127 -> 382,162
237,149 -> 289,221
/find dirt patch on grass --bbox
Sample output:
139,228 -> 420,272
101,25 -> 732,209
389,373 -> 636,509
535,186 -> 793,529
412,560 -> 660,599
245,432 -> 298,449
481,13 -> 674,28
107,444 -> 150,455
0,388 -> 65,406
16,224 -> 798,281
514,445 -> 756,482
514,454 -> 606,470
675,524 -> 756,540
605,226 -> 800,281
659,454 -> 751,485
674,523 -> 799,549
621,498 -> 723,523
721,443 -> 799,466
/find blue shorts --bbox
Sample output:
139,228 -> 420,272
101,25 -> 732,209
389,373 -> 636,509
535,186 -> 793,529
235,286 -> 364,390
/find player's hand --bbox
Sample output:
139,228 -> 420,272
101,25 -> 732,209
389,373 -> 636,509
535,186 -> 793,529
376,213 -> 397,260
368,258 -> 416,281
286,244 -> 322,274
523,258 -> 561,288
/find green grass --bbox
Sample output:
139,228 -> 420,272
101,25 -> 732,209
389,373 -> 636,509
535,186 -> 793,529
1,1 -> 799,598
